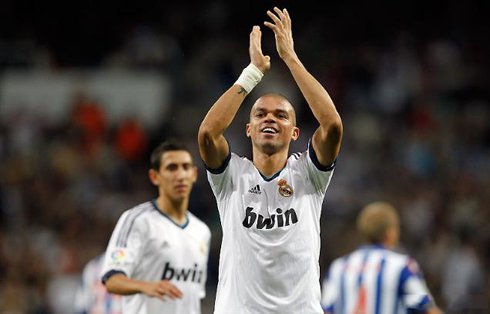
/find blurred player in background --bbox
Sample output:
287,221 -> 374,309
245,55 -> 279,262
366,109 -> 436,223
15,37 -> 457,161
75,253 -> 123,314
100,139 -> 211,314
198,7 -> 342,314
321,202 -> 443,314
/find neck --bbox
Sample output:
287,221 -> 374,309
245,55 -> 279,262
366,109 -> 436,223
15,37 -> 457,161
252,146 -> 289,178
381,240 -> 396,249
156,195 -> 188,225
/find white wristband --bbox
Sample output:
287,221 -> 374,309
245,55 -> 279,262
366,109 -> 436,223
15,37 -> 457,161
234,63 -> 264,93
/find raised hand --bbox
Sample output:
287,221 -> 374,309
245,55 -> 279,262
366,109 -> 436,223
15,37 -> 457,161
249,25 -> 271,74
264,7 -> 296,61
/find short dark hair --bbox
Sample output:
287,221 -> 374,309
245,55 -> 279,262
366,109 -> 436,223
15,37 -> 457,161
150,139 -> 191,170
251,93 -> 297,126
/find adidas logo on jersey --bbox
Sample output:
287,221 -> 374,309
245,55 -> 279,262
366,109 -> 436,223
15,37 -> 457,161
242,206 -> 298,230
248,184 -> 261,195
161,262 -> 204,283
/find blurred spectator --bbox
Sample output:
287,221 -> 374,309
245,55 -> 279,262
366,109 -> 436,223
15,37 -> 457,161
114,118 -> 148,163
442,230 -> 485,311
70,93 -> 107,157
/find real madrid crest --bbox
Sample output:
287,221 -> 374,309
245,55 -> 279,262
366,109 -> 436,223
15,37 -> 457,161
277,179 -> 293,197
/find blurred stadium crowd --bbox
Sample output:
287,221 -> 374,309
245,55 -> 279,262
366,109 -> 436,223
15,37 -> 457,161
0,1 -> 488,313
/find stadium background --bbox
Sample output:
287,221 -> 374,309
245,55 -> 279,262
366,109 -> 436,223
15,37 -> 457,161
0,0 -> 488,312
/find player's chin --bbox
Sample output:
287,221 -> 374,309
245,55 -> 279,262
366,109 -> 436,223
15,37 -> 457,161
170,193 -> 189,202
173,186 -> 191,197
258,141 -> 283,155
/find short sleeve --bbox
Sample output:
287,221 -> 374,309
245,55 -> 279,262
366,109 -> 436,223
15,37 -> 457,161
400,259 -> 435,311
206,152 -> 241,202
101,210 -> 148,284
299,139 -> 336,194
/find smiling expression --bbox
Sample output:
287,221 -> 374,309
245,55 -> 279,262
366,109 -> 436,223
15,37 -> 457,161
247,94 -> 299,155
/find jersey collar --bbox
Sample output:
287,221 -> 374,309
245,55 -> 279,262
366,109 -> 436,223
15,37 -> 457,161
151,199 -> 189,229
359,244 -> 387,250
257,166 -> 285,182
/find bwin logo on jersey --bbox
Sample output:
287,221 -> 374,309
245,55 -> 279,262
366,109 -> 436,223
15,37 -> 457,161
248,184 -> 261,195
242,207 -> 298,229
161,262 -> 204,283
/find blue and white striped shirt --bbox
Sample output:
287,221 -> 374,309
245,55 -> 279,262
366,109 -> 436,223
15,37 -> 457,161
321,245 -> 435,314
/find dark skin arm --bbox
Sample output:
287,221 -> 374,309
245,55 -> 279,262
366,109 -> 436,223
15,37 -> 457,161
198,26 -> 271,169
264,7 -> 342,166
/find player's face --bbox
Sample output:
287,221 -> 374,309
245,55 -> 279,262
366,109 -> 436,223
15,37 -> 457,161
150,150 -> 197,201
246,96 -> 299,155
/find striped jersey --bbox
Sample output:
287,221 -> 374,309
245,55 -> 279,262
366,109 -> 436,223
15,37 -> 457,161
75,253 -> 123,314
206,140 -> 335,314
321,245 -> 435,314
101,200 -> 211,314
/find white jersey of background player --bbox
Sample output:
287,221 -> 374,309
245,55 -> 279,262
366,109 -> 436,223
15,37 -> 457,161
75,253 -> 123,314
101,140 -> 211,314
321,202 -> 443,314
198,7 -> 343,314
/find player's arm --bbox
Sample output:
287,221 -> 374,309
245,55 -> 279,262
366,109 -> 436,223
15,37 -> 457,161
106,274 -> 183,300
101,212 -> 181,300
198,26 -> 270,169
401,259 -> 444,314
264,7 -> 342,167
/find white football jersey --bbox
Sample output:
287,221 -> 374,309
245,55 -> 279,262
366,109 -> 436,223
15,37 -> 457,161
101,200 -> 211,314
321,245 -> 436,314
207,141 -> 335,314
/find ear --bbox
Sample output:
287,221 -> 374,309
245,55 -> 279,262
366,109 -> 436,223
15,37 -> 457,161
291,126 -> 299,141
191,166 -> 198,183
148,169 -> 159,186
246,123 -> 251,138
